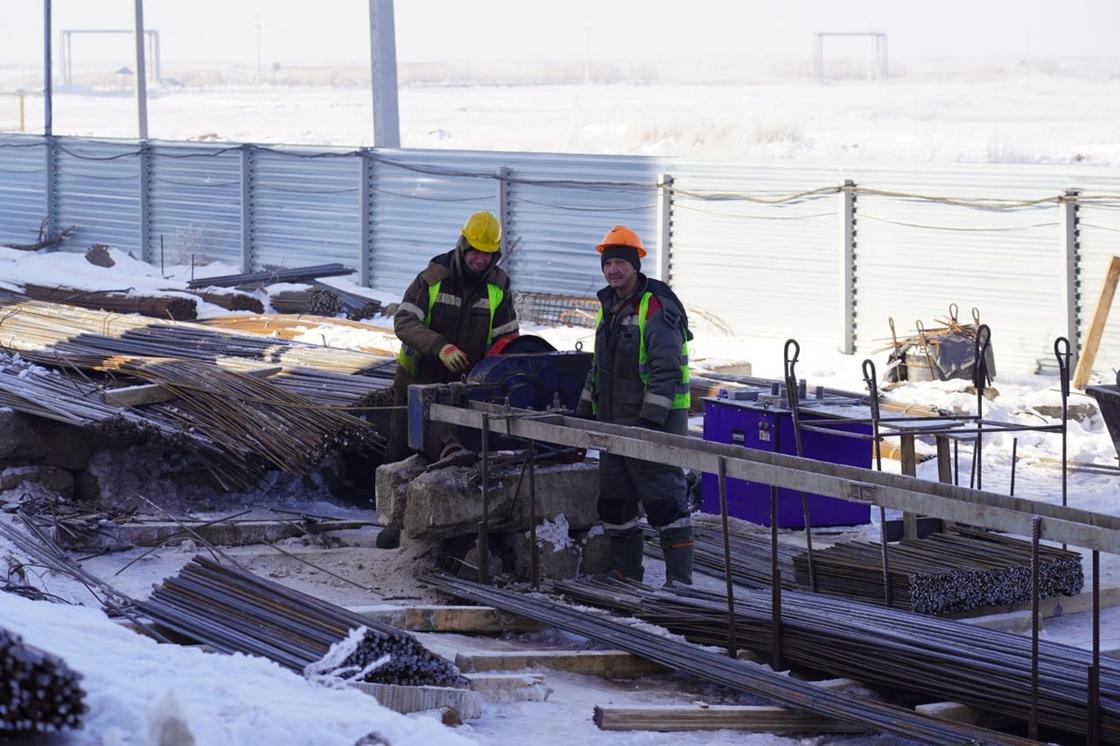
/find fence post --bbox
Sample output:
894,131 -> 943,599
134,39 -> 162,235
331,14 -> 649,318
44,136 -> 58,240
1062,188 -> 1081,366
840,179 -> 857,354
656,172 -> 673,284
138,140 -> 151,262
496,165 -> 511,261
360,149 -> 373,287
239,143 -> 254,273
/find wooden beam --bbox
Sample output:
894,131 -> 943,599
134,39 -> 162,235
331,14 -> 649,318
463,673 -> 551,703
957,587 -> 1120,631
100,365 -> 283,407
455,650 -> 667,678
351,604 -> 543,633
1073,255 -> 1120,389
425,400 -> 1120,552
349,681 -> 482,719
592,704 -> 866,733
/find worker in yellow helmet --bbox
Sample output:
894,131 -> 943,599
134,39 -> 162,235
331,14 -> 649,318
576,225 -> 694,584
379,211 -> 519,546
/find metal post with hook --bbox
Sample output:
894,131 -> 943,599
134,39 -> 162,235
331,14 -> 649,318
478,413 -> 491,584
717,456 -> 737,658
783,339 -> 816,591
862,359 -> 892,608
972,324 -> 992,492
769,419 -> 784,671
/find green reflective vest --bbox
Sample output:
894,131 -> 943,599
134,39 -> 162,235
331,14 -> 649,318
593,291 -> 690,413
396,280 -> 504,376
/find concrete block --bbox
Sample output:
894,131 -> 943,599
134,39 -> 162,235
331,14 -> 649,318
374,454 -> 426,528
0,464 -> 74,498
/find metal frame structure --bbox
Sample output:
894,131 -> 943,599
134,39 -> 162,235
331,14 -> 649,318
812,32 -> 888,82
59,29 -> 162,85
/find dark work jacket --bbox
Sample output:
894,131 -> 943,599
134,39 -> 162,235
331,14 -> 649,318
577,274 -> 690,435
392,247 -> 518,387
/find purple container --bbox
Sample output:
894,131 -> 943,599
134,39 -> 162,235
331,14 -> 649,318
701,397 -> 871,528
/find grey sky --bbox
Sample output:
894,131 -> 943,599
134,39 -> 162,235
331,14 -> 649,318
0,0 -> 1117,69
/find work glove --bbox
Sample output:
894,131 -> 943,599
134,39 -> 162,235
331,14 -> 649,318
438,344 -> 470,372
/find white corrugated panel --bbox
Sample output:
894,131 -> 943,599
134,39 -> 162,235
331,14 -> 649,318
251,146 -> 362,272
149,141 -> 242,267
0,135 -> 46,246
1076,172 -> 1120,381
668,160 -> 846,352
366,149 -> 496,301
502,151 -> 660,298
55,137 -> 141,254
848,163 -> 1076,375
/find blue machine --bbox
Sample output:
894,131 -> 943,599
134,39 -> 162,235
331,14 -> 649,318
702,395 -> 872,528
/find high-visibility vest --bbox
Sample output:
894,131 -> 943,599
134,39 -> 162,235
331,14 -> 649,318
592,291 -> 690,413
396,280 -> 504,376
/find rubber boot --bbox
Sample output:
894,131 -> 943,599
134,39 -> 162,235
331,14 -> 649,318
608,533 -> 646,582
660,527 -> 694,586
375,526 -> 401,549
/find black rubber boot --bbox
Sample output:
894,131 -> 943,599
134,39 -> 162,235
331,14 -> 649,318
608,533 -> 646,582
660,527 -> 694,586
375,526 -> 401,549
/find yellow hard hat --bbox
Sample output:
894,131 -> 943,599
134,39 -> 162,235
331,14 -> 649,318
461,211 -> 501,253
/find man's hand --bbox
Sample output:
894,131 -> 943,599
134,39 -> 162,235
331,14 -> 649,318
438,344 -> 470,372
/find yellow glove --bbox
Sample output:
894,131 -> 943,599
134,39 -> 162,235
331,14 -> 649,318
438,344 -> 470,372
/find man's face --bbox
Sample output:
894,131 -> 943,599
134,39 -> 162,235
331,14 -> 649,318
464,248 -> 493,273
602,256 -> 636,290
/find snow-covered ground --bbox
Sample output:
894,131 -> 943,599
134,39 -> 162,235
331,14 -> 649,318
3,65 -> 1120,165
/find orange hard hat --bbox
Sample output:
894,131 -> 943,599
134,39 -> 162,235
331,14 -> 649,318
595,224 -> 647,258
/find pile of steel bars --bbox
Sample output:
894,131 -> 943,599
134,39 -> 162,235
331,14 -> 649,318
181,289 -> 264,314
648,525 -> 800,589
425,573 -> 1033,745
791,527 -> 1084,614
189,263 -> 355,289
269,287 -> 341,316
138,557 -> 464,687
0,626 -> 86,733
554,577 -> 1120,742
273,367 -> 395,409
313,281 -> 382,321
19,284 -> 199,320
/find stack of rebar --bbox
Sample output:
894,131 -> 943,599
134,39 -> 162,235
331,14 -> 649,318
790,527 -> 1083,614
19,283 -> 198,320
650,525 -> 800,589
139,557 -> 464,687
313,282 -> 383,321
307,287 -> 343,316
553,577 -> 1120,743
0,626 -> 86,733
188,263 -> 355,289
273,367 -> 395,408
181,289 -> 264,314
427,573 -> 1035,745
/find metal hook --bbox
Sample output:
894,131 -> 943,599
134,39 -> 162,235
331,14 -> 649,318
971,307 -> 981,326
1054,337 -> 1071,398
973,324 -> 992,390
948,303 -> 959,324
783,338 -> 800,380
574,340 -> 583,352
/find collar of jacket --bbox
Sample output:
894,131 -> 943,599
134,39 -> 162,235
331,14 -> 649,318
598,273 -> 649,313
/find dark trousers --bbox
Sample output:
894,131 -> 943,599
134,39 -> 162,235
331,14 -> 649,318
597,451 -> 689,536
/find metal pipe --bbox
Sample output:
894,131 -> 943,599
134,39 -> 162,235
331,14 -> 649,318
528,439 -> 539,590
717,456 -> 737,658
1092,548 -> 1102,744
1010,437 -> 1018,496
770,422 -> 783,670
479,412 -> 491,584
132,0 -> 149,140
784,339 -> 816,591
1030,515 -> 1042,740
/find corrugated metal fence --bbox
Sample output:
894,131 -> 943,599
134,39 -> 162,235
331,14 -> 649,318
1,133 -> 1119,377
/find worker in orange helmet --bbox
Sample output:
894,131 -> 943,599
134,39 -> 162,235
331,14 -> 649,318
576,225 -> 694,584
379,211 -> 519,546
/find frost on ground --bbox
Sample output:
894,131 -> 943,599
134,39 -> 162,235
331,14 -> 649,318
0,591 -> 473,746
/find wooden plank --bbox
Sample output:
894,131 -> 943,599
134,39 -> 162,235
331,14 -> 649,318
351,605 -> 543,633
349,681 -> 482,719
900,434 -> 919,538
101,364 -> 283,407
592,704 -> 867,733
957,587 -> 1120,630
916,701 -> 1017,729
455,650 -> 667,679
463,673 -> 551,703
1073,255 -> 1120,390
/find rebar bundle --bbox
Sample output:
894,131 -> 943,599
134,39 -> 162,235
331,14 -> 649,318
139,557 -> 464,687
653,525 -> 800,589
188,263 -> 355,289
0,626 -> 87,733
555,577 -> 1120,742
790,527 -> 1084,615
426,573 -> 1033,745
273,367 -> 395,409
182,289 -> 264,314
313,282 -> 383,321
20,283 -> 198,320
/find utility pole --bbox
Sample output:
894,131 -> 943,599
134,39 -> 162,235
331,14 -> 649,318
255,18 -> 262,82
368,0 -> 400,148
133,0 -> 149,139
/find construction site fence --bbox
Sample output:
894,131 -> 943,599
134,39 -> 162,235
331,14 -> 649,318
1,133 -> 1119,376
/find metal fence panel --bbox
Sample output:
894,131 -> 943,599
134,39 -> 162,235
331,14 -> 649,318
502,151 -> 660,298
848,163 -> 1070,375
54,137 -> 141,254
0,136 -> 46,246
1077,173 -> 1120,380
366,149 -> 500,301
668,161 -> 846,353
149,142 -> 243,269
250,146 -> 362,273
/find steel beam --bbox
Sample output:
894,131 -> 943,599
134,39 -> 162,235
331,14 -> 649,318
425,399 -> 1120,552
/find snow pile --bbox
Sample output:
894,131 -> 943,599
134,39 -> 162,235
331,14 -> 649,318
533,514 -> 573,552
0,591 -> 474,746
